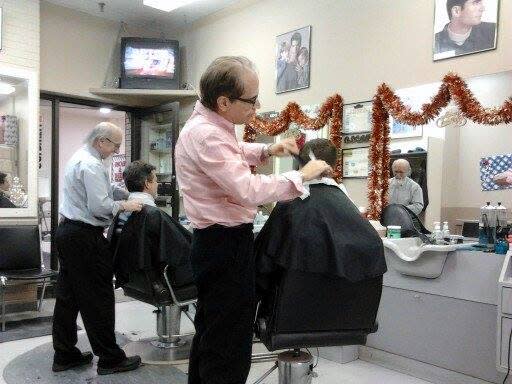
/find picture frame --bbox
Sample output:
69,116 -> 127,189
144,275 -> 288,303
275,25 -> 311,94
342,146 -> 370,178
389,117 -> 423,139
342,101 -> 373,134
433,0 -> 499,61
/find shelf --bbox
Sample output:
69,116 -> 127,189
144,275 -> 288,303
89,88 -> 198,107
150,148 -> 171,155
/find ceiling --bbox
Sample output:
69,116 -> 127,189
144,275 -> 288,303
43,0 -> 241,32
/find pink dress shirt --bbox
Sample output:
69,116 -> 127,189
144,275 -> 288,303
175,101 -> 306,229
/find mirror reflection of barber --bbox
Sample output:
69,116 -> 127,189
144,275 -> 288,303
388,158 -> 424,215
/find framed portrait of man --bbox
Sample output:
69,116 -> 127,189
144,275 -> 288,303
433,0 -> 499,61
275,26 -> 311,94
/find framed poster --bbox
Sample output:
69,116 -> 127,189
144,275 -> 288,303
390,117 -> 423,139
343,101 -> 372,134
342,147 -> 370,178
276,25 -> 311,94
111,154 -> 126,188
480,153 -> 512,191
433,0 -> 499,61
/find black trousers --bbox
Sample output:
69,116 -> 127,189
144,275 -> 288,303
52,219 -> 126,368
188,224 -> 255,384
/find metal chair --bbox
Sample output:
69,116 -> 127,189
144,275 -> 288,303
0,225 -> 57,331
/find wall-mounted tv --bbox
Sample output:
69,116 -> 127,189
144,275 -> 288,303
120,37 -> 180,90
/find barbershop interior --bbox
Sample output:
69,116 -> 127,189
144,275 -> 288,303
0,0 -> 511,383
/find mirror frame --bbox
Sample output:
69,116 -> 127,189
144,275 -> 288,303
0,65 -> 38,218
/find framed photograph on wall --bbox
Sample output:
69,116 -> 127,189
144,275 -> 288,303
433,0 -> 499,61
276,25 -> 311,94
343,101 -> 372,134
390,117 -> 423,139
342,147 -> 370,178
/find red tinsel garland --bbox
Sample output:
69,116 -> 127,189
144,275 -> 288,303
244,94 -> 344,181
366,73 -> 512,220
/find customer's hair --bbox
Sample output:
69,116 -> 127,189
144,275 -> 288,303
299,138 -> 337,167
84,122 -> 121,146
0,171 -> 7,185
446,0 -> 468,19
199,56 -> 256,111
123,160 -> 156,193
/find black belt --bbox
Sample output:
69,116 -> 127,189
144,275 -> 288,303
60,217 -> 105,232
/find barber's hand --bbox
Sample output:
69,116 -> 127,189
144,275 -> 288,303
122,199 -> 143,213
269,137 -> 299,157
300,160 -> 333,181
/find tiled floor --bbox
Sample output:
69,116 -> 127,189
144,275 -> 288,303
0,295 -> 433,384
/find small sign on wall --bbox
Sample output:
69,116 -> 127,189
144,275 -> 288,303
111,154 -> 126,188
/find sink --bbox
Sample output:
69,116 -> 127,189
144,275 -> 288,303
382,237 -> 464,278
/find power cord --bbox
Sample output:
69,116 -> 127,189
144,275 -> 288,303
305,347 -> 320,369
504,326 -> 512,384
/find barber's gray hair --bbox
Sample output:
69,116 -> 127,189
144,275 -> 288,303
199,56 -> 257,111
84,122 -> 121,146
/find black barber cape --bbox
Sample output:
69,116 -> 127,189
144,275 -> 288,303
255,184 -> 387,286
112,205 -> 192,288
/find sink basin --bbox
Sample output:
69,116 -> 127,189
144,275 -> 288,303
382,237 -> 463,278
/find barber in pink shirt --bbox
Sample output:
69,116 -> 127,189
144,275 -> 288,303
176,56 -> 330,384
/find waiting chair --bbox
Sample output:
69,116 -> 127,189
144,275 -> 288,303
0,225 -> 57,331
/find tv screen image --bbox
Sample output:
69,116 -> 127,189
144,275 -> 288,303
124,46 -> 175,78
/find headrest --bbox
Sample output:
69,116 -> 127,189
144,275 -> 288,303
380,204 -> 430,239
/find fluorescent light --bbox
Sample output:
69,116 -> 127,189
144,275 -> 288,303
143,0 -> 199,12
0,82 -> 15,95
100,107 -> 112,114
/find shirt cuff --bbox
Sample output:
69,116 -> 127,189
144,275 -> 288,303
282,170 -> 309,199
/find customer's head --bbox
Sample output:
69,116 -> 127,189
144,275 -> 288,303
446,0 -> 484,25
123,160 -> 158,197
200,56 -> 260,125
85,122 -> 123,159
0,172 -> 10,191
298,139 -> 337,168
392,159 -> 411,180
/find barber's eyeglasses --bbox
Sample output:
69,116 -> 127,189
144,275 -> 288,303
104,137 -> 121,150
232,95 -> 259,106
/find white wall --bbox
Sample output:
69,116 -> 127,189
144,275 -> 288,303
177,0 -> 512,207
40,1 -> 180,97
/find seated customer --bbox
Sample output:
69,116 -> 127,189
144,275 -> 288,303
254,139 -> 387,293
0,172 -> 15,208
112,160 -> 192,288
117,160 -> 158,225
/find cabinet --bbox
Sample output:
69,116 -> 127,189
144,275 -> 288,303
130,102 -> 180,220
497,252 -> 512,373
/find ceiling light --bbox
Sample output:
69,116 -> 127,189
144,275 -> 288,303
100,107 -> 112,114
0,82 -> 15,95
143,0 -> 199,12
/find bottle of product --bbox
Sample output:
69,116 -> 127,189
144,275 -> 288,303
432,222 -> 443,243
442,221 -> 450,240
496,202 -> 508,227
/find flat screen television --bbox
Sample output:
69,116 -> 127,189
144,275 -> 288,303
120,37 -> 180,90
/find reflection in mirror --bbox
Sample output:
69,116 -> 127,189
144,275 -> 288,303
0,74 -> 28,208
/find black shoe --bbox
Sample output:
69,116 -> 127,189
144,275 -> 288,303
97,355 -> 142,376
52,351 -> 94,372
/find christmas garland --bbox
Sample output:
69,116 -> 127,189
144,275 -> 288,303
244,94 -> 344,181
366,73 -> 512,220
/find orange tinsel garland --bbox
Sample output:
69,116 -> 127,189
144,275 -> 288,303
244,94 -> 344,181
367,73 -> 512,220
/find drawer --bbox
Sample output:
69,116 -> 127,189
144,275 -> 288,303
503,288 -> 512,315
500,317 -> 512,369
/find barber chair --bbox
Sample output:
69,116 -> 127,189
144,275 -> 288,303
253,269 -> 382,384
110,212 -> 197,364
381,203 -> 432,243
0,225 -> 57,331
